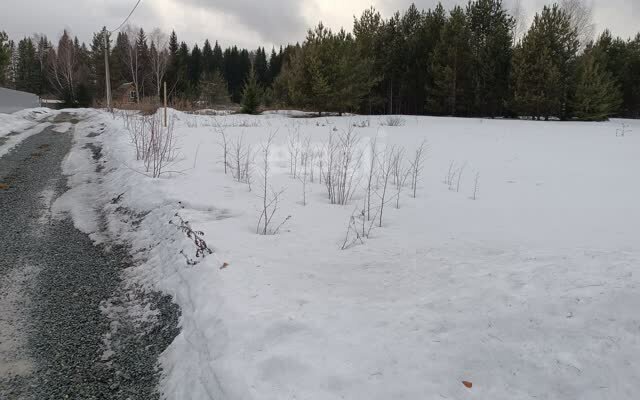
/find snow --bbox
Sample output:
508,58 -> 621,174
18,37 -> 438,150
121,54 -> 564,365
0,108 -> 57,158
58,109 -> 640,400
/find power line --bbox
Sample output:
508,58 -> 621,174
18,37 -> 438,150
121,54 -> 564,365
108,0 -> 143,33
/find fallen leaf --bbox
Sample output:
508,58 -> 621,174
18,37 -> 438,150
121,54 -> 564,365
220,262 -> 229,270
462,381 -> 472,389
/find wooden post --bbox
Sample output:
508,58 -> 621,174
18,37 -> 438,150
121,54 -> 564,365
163,81 -> 167,127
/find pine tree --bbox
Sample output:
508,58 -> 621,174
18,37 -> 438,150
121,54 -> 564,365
428,6 -> 472,115
240,68 -> 260,114
572,50 -> 622,120
511,4 -> 578,119
0,31 -> 11,85
467,0 -> 514,117
202,39 -> 214,79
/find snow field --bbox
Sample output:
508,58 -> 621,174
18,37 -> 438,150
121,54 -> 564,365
63,109 -> 640,400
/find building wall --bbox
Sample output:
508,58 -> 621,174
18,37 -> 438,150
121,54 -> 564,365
0,87 -> 40,113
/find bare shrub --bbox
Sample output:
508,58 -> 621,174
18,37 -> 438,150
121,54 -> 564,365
377,145 -> 397,227
298,136 -> 312,205
144,113 -> 177,178
381,116 -> 405,127
616,122 -> 631,137
364,136 -> 379,220
287,124 -> 301,178
471,171 -> 480,200
323,126 -> 363,205
409,140 -> 428,198
456,162 -> 467,193
392,149 -> 411,209
257,131 -> 290,235
126,112 -> 177,177
229,133 -> 253,187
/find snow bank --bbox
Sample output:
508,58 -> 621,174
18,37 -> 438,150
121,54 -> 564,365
61,109 -> 640,400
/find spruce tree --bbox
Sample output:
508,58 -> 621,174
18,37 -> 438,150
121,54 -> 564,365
240,68 -> 260,114
254,47 -> 269,87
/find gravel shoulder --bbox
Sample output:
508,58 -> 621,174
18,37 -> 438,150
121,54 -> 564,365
0,114 -> 180,399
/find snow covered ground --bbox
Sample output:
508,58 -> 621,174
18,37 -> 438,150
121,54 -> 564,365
0,108 -> 57,157
57,109 -> 639,400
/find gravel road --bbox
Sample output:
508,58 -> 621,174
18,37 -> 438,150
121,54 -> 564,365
0,114 -> 180,399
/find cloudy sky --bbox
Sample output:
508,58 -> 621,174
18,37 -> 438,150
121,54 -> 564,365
1,0 -> 638,49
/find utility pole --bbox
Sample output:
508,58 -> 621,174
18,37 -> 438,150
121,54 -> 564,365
103,33 -> 112,111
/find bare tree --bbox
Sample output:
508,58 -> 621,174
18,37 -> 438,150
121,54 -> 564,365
561,0 -> 595,48
123,25 -> 142,103
144,113 -> 177,178
149,28 -> 169,99
47,30 -> 79,103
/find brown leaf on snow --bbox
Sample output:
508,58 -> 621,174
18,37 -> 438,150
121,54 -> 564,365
462,381 -> 473,388
220,262 -> 230,270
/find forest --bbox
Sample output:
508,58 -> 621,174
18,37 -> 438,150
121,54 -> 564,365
0,0 -> 638,120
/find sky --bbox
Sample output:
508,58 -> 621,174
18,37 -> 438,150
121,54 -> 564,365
1,0 -> 638,49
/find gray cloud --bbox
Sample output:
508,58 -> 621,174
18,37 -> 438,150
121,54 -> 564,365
178,0 -> 308,45
0,0 -> 638,50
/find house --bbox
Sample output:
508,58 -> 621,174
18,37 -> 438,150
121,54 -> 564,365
113,82 -> 136,104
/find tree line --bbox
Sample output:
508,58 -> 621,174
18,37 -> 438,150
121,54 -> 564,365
1,0 -> 639,120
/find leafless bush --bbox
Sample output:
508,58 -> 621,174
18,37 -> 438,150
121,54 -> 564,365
144,113 -> 177,178
445,161 -> 457,189
380,116 -> 405,127
217,127 -> 229,174
257,131 -> 290,235
392,149 -> 411,209
364,136 -> 378,220
298,136 -> 312,205
616,122 -> 631,137
341,202 -> 379,250
126,112 -> 177,177
229,133 -> 253,187
238,119 -> 260,128
471,171 -> 480,200
353,119 -> 370,128
287,124 -> 301,178
323,126 -> 363,205
377,145 -> 397,227
456,162 -> 467,193
409,140 -> 428,198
